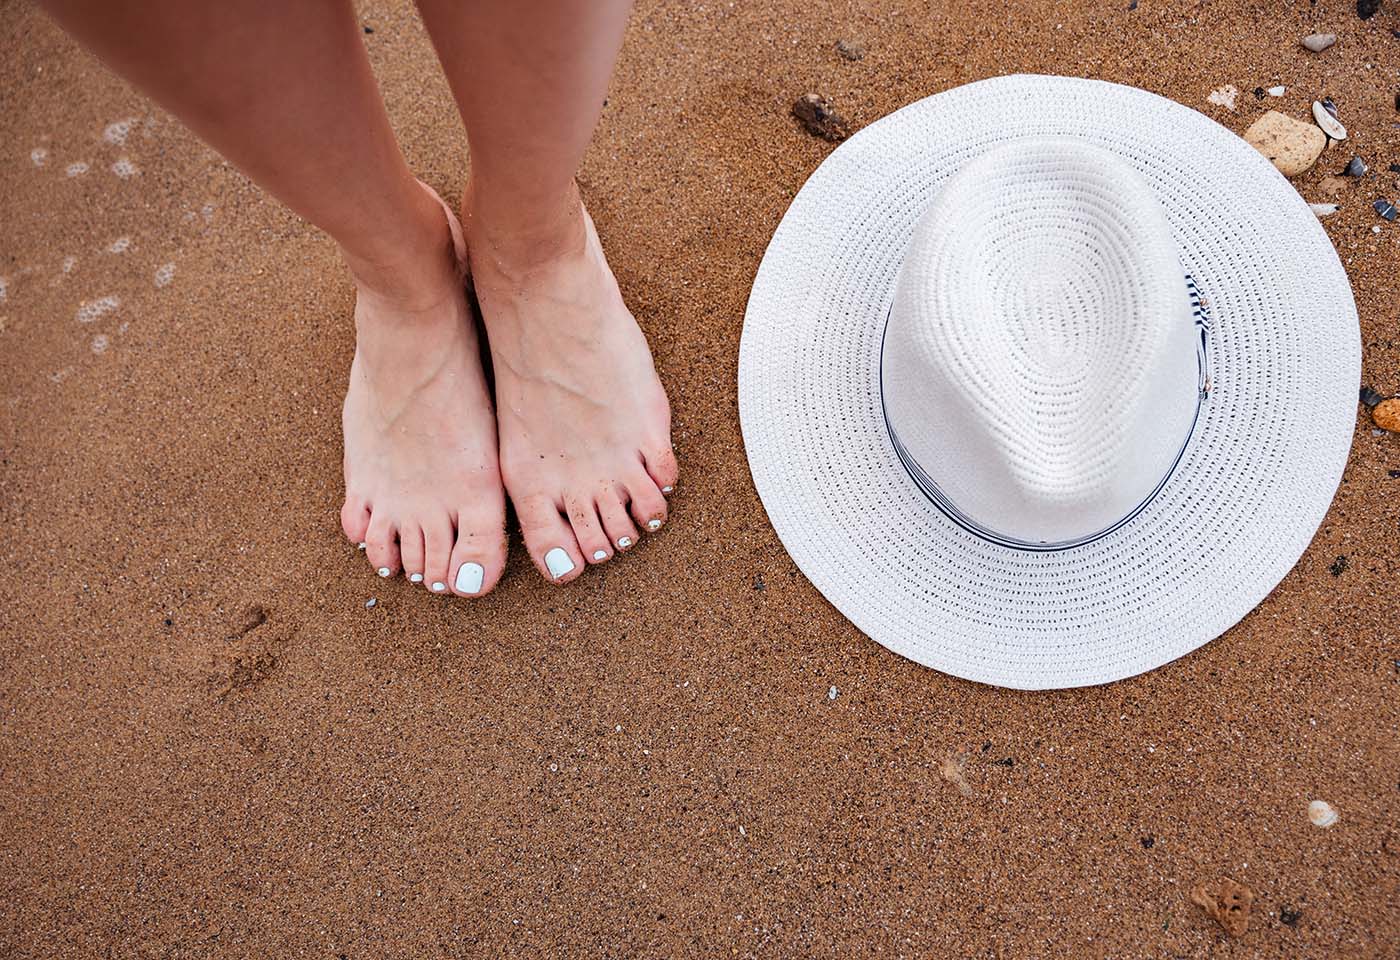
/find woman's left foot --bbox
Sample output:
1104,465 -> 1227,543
464,182 -> 677,583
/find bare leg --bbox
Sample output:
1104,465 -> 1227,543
417,0 -> 678,584
41,0 -> 509,597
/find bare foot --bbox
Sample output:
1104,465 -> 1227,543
464,182 -> 677,583
339,184 -> 507,597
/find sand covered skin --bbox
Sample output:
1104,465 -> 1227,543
1,0 -> 1398,955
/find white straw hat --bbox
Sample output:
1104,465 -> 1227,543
738,75 -> 1360,690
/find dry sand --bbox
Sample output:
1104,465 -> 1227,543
2,0 -> 1399,955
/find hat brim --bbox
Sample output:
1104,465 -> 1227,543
738,75 -> 1360,690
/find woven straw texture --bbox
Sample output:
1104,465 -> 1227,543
738,76 -> 1360,690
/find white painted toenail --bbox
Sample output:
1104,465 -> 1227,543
617,536 -> 632,548
431,581 -> 447,592
544,547 -> 575,579
377,566 -> 391,577
662,486 -> 673,494
358,542 -> 367,550
409,573 -> 423,584
455,562 -> 485,595
647,519 -> 662,531
592,550 -> 607,561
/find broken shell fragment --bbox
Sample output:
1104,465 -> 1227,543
1266,85 -> 1287,97
1312,100 -> 1347,140
1375,198 -> 1398,222
1309,203 -> 1340,217
1302,33 -> 1337,52
1343,155 -> 1367,177
1308,799 -> 1340,828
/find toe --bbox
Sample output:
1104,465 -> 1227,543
641,443 -> 679,496
422,514 -> 455,595
625,469 -> 669,535
341,497 -> 371,546
448,502 -> 506,597
399,522 -> 426,584
514,491 -> 586,584
364,511 -> 401,579
565,493 -> 613,564
596,485 -> 640,551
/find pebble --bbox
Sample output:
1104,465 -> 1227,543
791,93 -> 850,142
1343,155 -> 1367,177
1308,799 -> 1340,827
365,597 -> 377,608
827,685 -> 839,700
1207,84 -> 1239,111
1375,198 -> 1398,222
1302,33 -> 1337,52
1360,385 -> 1386,407
834,39 -> 865,61
1190,877 -> 1253,937
1373,399 -> 1400,432
1309,202 -> 1340,217
1312,100 -> 1347,140
1243,111 -> 1326,176
1267,85 -> 1287,97
1357,0 -> 1380,19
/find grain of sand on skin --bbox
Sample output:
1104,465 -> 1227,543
1,0 -> 1398,955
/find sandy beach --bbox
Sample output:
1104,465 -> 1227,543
2,0 -> 1398,955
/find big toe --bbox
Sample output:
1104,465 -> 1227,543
513,492 -> 586,584
448,501 -> 508,598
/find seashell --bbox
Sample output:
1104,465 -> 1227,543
1308,799 -> 1340,828
1302,33 -> 1337,52
1342,155 -> 1367,177
1309,203 -> 1340,217
1321,97 -> 1339,119
1374,198 -> 1398,222
1266,85 -> 1287,97
1312,100 -> 1347,140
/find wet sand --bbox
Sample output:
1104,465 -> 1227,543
2,0 -> 1398,955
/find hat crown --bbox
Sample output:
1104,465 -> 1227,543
883,138 -> 1201,546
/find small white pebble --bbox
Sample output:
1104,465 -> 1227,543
154,262 -> 176,288
827,685 -> 838,701
365,597 -> 377,608
30,147 -> 47,167
0,276 -> 7,304
61,256 -> 77,274
1308,799 -> 1339,828
106,236 -> 131,254
1266,85 -> 1286,97
738,824 -> 747,836
90,333 -> 109,355
548,763 -> 558,772
1372,225 -> 1383,235
111,157 -> 138,178
65,161 -> 89,178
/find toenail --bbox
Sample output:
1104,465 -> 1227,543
617,536 -> 633,548
431,581 -> 447,592
455,562 -> 485,595
647,519 -> 662,531
662,486 -> 674,494
409,573 -> 423,583
544,547 -> 575,579
592,549 -> 607,561
377,566 -> 391,577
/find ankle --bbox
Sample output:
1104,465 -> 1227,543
342,186 -> 461,313
462,177 -> 588,272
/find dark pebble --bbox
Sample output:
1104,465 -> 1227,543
1329,555 -> 1348,577
1390,163 -> 1400,174
1388,469 -> 1400,478
982,740 -> 992,752
791,93 -> 850,142
1358,0 -> 1381,18
752,573 -> 765,591
363,24 -> 373,34
1128,0 -> 1138,9
1280,905 -> 1302,927
994,757 -> 1014,767
1376,198 -> 1399,221
1253,87 -> 1266,100
835,39 -> 866,61
1361,385 -> 1387,407
163,617 -> 173,627
1141,835 -> 1155,849
1343,155 -> 1367,176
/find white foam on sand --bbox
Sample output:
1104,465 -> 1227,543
107,236 -> 131,254
0,276 -> 8,303
61,256 -> 77,274
30,147 -> 48,167
111,157 -> 138,179
154,263 -> 176,288
91,333 -> 110,355
103,118 -> 138,145
65,161 -> 89,177
76,295 -> 120,323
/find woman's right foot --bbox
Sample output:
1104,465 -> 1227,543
338,183 -> 507,598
